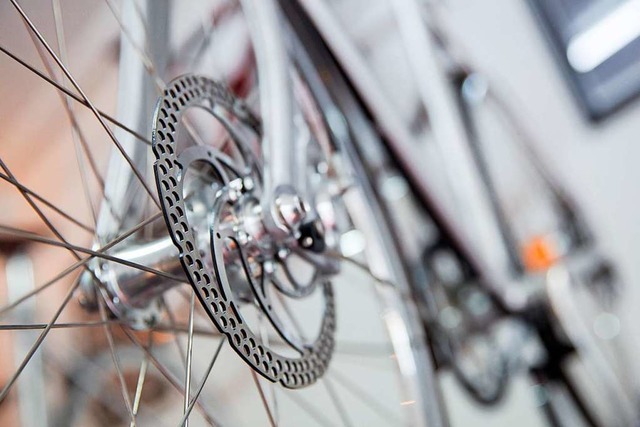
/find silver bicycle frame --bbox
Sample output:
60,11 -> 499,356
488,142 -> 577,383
240,0 -> 302,237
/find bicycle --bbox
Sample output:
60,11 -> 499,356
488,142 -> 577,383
0,0 -> 634,426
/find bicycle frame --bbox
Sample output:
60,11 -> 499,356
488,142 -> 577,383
240,0 -> 301,237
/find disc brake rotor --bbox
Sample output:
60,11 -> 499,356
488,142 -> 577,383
152,75 -> 336,388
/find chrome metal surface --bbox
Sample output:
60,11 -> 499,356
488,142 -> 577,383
239,0 -> 304,237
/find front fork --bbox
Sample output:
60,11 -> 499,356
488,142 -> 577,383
240,0 -> 308,239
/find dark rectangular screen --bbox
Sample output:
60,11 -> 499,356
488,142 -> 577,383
528,0 -> 640,120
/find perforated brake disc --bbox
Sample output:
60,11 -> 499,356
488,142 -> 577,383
152,75 -> 336,388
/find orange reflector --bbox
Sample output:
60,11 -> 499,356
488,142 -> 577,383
522,235 -> 559,272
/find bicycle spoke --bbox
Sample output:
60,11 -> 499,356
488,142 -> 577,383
178,338 -> 225,427
0,212 -> 163,317
258,312 -> 279,424
96,297 -> 137,425
271,261 -> 406,427
276,253 -> 406,425
251,369 -> 277,427
51,0 -> 125,226
0,171 -> 94,233
130,338 -> 150,427
10,0 -> 160,207
333,341 -> 394,357
327,250 -> 423,306
327,251 -> 395,287
0,276 -> 80,402
45,347 -> 151,425
178,0 -> 238,80
0,45 -> 151,146
151,323 -> 220,337
48,0 -> 100,224
1,157 -> 84,254
103,211 -> 164,249
274,291 -> 307,343
281,391 -> 334,427
104,0 -> 165,90
0,225 -> 185,283
0,319 -> 121,331
322,378 -> 353,427
121,327 -> 221,426
160,297 -> 189,367
329,369 -> 404,425
183,292 -> 196,427
0,261 -> 82,319
143,322 -> 395,356
0,158 -> 116,312
103,0 -> 234,159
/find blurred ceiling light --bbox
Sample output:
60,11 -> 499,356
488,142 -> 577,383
567,0 -> 640,73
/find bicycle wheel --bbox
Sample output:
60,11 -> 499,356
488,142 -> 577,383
0,1 -> 440,425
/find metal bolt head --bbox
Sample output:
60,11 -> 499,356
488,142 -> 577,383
228,189 -> 240,203
236,230 -> 249,246
277,248 -> 289,260
301,236 -> 314,248
263,261 -> 275,274
229,178 -> 244,191
275,193 -> 307,230
228,178 -> 244,202
243,176 -> 255,191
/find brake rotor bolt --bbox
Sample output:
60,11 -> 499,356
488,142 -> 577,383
228,178 -> 244,202
301,236 -> 314,248
237,230 -> 249,246
243,176 -> 255,191
276,194 -> 307,230
263,261 -> 275,274
230,178 -> 243,190
277,248 -> 289,259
